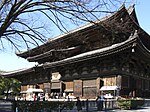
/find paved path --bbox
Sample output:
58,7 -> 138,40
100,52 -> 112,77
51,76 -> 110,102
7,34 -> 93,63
62,106 -> 150,112
0,101 -> 12,112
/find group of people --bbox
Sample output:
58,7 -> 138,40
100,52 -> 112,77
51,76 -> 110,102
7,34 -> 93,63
50,92 -> 61,99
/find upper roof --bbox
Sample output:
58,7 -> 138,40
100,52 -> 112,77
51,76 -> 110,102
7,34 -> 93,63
16,5 -> 150,62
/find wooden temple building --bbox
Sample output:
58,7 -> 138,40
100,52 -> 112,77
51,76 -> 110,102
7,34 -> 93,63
3,5 -> 150,98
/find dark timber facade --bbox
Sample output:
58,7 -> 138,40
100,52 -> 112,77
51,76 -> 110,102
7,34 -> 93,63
3,5 -> 150,98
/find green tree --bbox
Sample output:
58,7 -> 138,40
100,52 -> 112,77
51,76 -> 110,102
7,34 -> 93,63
0,70 -> 6,94
0,75 -> 21,98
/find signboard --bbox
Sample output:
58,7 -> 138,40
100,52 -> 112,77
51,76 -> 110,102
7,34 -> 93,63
51,72 -> 61,81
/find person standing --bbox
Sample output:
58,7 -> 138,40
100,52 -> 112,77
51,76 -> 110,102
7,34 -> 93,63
76,97 -> 82,112
100,94 -> 105,110
96,95 -> 104,111
96,96 -> 101,111
33,94 -> 36,101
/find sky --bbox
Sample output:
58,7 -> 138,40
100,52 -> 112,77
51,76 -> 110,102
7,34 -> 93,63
0,1 -> 150,72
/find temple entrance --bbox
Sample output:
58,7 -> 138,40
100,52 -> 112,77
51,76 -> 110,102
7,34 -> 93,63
100,80 -> 104,88
50,89 -> 61,99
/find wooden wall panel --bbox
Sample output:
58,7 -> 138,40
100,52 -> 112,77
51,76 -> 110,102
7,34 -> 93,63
83,80 -> 96,87
74,80 -> 82,97
65,82 -> 73,90
82,79 -> 97,97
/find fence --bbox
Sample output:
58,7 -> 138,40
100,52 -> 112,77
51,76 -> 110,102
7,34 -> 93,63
0,99 -> 118,112
79,99 -> 118,111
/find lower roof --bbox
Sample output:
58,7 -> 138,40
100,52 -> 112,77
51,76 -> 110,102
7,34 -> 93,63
2,31 -> 150,78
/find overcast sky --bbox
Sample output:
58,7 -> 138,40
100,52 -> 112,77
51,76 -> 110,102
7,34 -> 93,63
0,1 -> 150,71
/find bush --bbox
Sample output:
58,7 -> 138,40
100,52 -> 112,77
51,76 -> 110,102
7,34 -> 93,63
117,97 -> 144,109
16,101 -> 74,112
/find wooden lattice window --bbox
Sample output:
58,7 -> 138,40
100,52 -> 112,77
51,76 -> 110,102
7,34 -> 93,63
66,82 -> 73,90
83,87 -> 97,97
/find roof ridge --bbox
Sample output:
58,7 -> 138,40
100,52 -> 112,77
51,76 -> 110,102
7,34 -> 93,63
48,5 -> 126,42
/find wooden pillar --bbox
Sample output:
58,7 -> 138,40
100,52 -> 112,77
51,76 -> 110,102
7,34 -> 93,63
116,75 -> 121,88
96,77 -> 101,96
116,75 -> 122,96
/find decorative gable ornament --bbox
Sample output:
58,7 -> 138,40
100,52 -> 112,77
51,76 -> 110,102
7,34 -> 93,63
51,72 -> 61,81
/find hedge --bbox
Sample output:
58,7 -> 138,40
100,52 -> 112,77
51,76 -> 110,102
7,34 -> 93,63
15,101 -> 74,112
117,98 -> 144,109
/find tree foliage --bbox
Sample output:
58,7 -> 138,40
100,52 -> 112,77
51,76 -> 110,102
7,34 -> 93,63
0,0 -> 131,51
0,75 -> 21,97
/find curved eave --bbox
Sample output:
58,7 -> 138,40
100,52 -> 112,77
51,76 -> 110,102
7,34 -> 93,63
138,28 -> 150,50
127,4 -> 139,25
16,44 -> 47,58
27,46 -> 81,63
127,5 -> 150,50
16,5 -> 128,59
135,36 -> 150,62
2,68 -> 35,78
27,50 -> 53,62
43,35 -> 137,69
